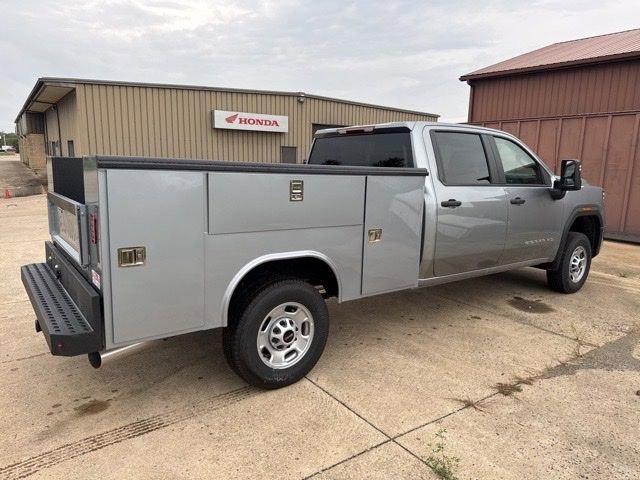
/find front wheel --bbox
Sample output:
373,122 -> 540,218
546,232 -> 592,293
223,279 -> 329,389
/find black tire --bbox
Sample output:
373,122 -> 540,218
547,232 -> 592,293
223,279 -> 329,389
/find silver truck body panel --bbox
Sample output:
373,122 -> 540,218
98,170 -> 115,348
106,170 -> 206,344
208,173 -> 365,234
205,227 -> 363,328
98,166 -> 426,347
433,184 -> 508,276
502,185 -> 563,263
362,175 -> 424,295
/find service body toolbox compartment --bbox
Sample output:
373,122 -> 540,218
23,155 -> 427,361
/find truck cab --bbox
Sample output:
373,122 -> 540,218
308,122 -> 604,285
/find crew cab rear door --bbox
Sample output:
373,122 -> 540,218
429,130 -> 508,276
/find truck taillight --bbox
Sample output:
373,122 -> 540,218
89,213 -> 98,244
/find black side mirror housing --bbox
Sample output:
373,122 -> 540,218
551,159 -> 582,199
558,159 -> 582,190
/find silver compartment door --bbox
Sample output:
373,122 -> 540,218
362,176 -> 425,296
107,170 -> 205,344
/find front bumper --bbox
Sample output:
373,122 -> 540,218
21,242 -> 103,356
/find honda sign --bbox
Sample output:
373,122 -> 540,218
213,110 -> 288,133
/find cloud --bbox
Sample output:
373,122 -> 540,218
1,0 -> 639,131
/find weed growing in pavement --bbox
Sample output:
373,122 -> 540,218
512,374 -> 534,386
426,429 -> 460,480
570,324 -> 589,357
494,382 -> 523,396
451,397 -> 485,412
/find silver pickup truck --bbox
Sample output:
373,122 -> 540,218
21,122 -> 604,388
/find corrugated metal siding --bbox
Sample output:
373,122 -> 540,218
476,113 -> 640,239
469,60 -> 640,122
44,91 -> 78,156
74,84 -> 435,164
469,58 -> 640,240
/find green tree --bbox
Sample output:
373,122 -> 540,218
0,131 -> 19,152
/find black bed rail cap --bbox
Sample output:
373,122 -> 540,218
91,155 -> 428,177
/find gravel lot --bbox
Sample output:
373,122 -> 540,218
1,194 -> 639,479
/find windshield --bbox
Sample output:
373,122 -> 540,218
308,132 -> 414,168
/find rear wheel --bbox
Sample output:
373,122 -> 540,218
546,232 -> 591,293
223,279 -> 329,389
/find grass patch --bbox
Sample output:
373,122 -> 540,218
426,429 -> 460,480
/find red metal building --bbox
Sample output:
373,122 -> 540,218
461,28 -> 640,241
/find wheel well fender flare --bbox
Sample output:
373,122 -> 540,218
221,251 -> 342,325
551,205 -> 603,270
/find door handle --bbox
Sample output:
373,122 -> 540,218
441,199 -> 462,208
510,197 -> 526,205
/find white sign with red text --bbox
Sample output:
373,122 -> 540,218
213,110 -> 289,133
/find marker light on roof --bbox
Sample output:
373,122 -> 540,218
337,126 -> 375,134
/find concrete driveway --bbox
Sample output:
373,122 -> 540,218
0,154 -> 46,198
1,194 -> 639,479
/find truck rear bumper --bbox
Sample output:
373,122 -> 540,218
21,242 -> 103,356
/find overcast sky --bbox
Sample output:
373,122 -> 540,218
2,0 -> 639,131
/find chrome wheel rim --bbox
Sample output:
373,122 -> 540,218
257,302 -> 314,369
569,246 -> 587,283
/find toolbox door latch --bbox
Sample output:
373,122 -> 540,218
118,247 -> 146,267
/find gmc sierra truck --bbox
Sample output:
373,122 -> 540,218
21,122 -> 604,389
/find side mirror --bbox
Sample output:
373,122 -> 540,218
554,159 -> 582,191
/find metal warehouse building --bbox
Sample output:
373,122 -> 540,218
15,77 -> 438,170
461,28 -> 640,242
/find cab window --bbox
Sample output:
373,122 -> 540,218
493,137 -> 543,185
308,132 -> 413,168
432,131 -> 491,185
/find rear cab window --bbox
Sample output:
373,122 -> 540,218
308,131 -> 414,168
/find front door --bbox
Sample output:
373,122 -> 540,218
489,135 -> 563,263
429,130 -> 508,277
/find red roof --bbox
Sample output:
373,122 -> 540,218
461,28 -> 640,81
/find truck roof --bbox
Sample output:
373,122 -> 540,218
313,121 -> 515,137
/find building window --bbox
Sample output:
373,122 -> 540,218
50,141 -> 57,156
281,146 -> 297,164
67,140 -> 75,157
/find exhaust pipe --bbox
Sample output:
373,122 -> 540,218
88,342 -> 145,369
